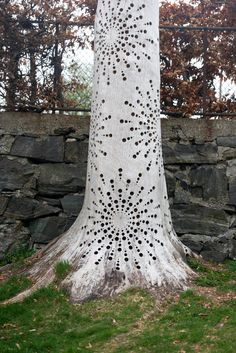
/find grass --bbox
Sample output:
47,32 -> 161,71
0,247 -> 35,267
0,259 -> 235,353
0,276 -> 31,302
188,258 -> 236,292
54,261 -> 72,282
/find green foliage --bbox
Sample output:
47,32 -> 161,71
189,259 -> 236,292
54,261 -> 72,282
0,276 -> 31,302
187,257 -> 209,273
0,286 -> 153,353
0,247 -> 35,267
63,62 -> 93,111
0,261 -> 235,353
115,290 -> 236,353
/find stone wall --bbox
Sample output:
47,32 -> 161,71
0,112 -> 236,262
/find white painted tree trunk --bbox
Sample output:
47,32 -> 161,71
6,0 -> 194,304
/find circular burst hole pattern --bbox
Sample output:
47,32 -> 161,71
120,81 -> 162,172
80,169 -> 167,270
95,0 -> 154,85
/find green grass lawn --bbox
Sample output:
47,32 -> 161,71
0,259 -> 236,353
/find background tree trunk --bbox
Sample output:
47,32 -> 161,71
5,0 -> 194,304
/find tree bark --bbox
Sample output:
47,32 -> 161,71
5,0 -> 194,304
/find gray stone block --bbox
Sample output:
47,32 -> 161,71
61,194 -> 84,216
179,233 -> 211,253
175,170 -> 190,184
0,157 -> 35,191
232,217 -> 236,228
11,136 -> 64,162
174,182 -> 192,204
171,204 -> 229,236
226,159 -> 236,178
201,244 -> 228,263
190,166 -> 228,201
219,229 -> 236,259
54,127 -> 76,136
161,118 -> 236,142
4,197 -> 60,220
0,112 -> 89,137
218,146 -> 236,161
231,239 -> 236,259
0,135 -> 15,154
201,229 -> 236,263
229,179 -> 236,206
217,136 -> 236,148
191,187 -> 203,199
163,142 -> 218,164
0,218 -> 30,260
165,170 -> 175,197
38,163 -> 87,196
65,139 -> 88,163
0,196 -> 8,215
29,216 -> 74,243
180,230 -> 236,262
36,196 -> 62,208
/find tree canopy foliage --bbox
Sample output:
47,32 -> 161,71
0,0 -> 235,116
0,0 -> 94,110
160,0 -> 236,116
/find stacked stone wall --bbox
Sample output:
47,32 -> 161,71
0,112 -> 236,262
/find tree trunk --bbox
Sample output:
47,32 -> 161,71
29,48 -> 37,107
5,0 -> 194,304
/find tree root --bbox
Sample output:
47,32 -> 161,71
0,224 -> 199,305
